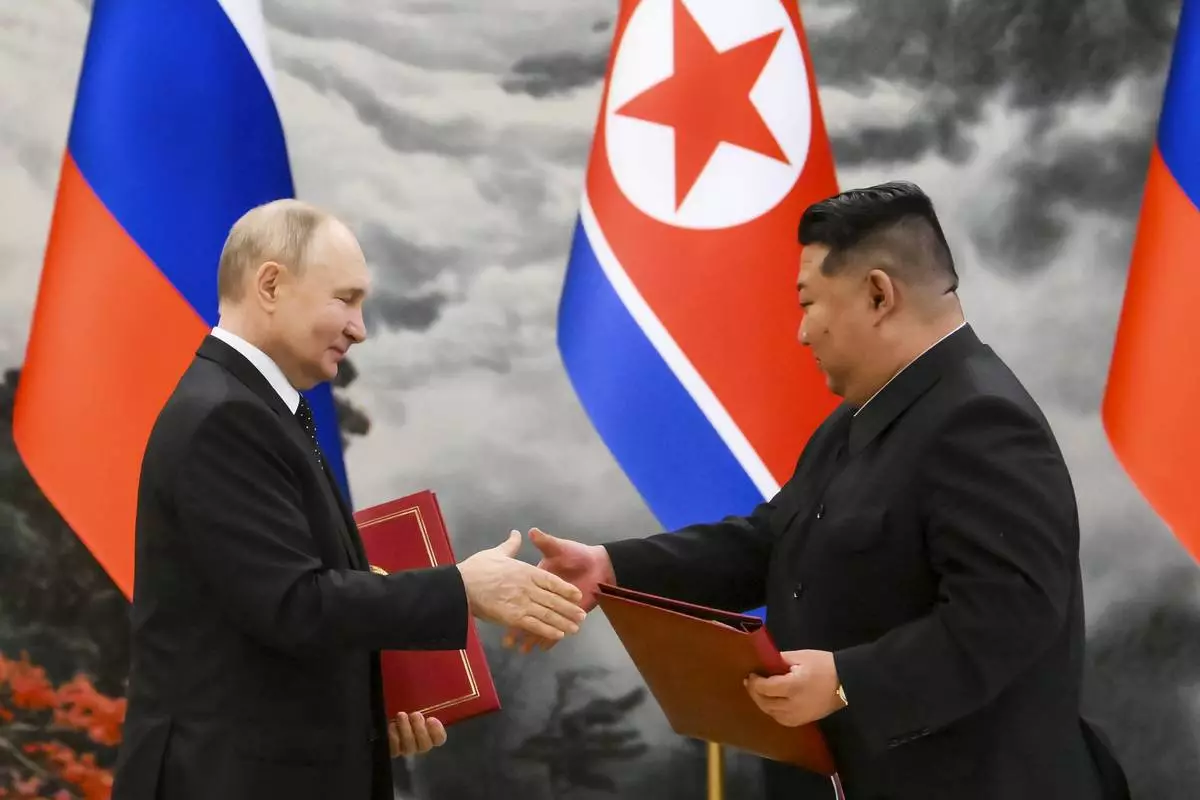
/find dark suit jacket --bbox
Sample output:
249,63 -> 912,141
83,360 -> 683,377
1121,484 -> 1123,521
604,325 -> 1129,800
111,335 -> 469,800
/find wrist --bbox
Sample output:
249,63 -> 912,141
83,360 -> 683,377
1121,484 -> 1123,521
591,544 -> 617,585
828,651 -> 846,709
455,564 -> 478,614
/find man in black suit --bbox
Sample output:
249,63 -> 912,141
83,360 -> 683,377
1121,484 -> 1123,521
110,199 -> 586,800
514,183 -> 1129,799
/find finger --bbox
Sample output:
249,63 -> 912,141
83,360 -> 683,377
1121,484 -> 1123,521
532,585 -> 587,625
527,599 -> 585,636
388,719 -> 401,758
428,717 -> 447,747
527,625 -> 561,651
532,568 -> 584,604
503,628 -> 554,652
396,712 -> 417,755
744,673 -> 775,692
411,712 -> 433,752
520,631 -> 558,653
528,527 -> 560,556
746,689 -> 790,719
746,674 -> 797,699
514,615 -> 568,642
780,650 -> 808,667
495,529 -> 522,558
755,696 -> 795,714
503,627 -> 534,649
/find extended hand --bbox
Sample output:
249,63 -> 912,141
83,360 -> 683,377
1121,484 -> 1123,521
457,530 -> 587,642
503,527 -> 615,652
389,711 -> 446,758
744,650 -> 845,727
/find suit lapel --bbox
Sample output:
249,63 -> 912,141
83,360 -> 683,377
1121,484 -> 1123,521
196,335 -> 366,570
321,458 -> 369,570
280,419 -> 364,569
198,335 -> 291,417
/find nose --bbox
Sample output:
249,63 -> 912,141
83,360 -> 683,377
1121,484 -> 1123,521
346,308 -> 367,344
798,319 -> 809,346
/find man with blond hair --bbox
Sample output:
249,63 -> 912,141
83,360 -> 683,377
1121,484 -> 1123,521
111,199 -> 586,800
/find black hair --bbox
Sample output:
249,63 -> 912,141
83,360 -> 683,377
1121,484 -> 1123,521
797,181 -> 958,293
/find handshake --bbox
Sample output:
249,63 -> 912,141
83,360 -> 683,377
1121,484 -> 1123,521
454,527 -> 613,647
388,527 -> 611,759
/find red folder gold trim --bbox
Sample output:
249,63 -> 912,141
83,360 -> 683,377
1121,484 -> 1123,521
355,490 -> 500,725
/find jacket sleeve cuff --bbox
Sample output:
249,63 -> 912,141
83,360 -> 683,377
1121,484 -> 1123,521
833,643 -> 933,755
383,564 -> 470,651
603,539 -> 645,588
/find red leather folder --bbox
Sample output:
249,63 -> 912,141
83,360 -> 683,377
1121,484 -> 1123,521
354,490 -> 500,726
596,583 -> 835,775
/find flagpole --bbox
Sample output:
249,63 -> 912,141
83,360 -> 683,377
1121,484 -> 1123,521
706,742 -> 724,800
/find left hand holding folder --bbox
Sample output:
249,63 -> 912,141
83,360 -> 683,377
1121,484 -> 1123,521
745,649 -> 845,727
389,711 -> 447,758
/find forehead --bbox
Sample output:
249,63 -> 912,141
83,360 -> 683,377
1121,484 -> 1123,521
797,243 -> 831,287
305,224 -> 370,286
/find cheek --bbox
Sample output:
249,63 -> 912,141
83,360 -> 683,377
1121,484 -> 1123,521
325,306 -> 360,346
834,315 -> 873,353
311,304 -> 344,336
805,308 -> 832,339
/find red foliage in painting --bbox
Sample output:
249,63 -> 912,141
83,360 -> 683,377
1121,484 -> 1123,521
0,652 -> 124,800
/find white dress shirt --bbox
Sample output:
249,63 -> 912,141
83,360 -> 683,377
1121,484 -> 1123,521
854,321 -> 967,417
210,326 -> 301,414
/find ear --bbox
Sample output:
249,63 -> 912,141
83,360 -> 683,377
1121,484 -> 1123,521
865,269 -> 896,316
253,261 -> 285,309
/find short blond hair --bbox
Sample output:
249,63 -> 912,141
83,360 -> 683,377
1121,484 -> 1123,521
216,198 -> 332,302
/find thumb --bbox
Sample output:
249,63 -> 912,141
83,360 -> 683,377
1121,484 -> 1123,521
496,529 -> 522,558
529,527 -> 560,556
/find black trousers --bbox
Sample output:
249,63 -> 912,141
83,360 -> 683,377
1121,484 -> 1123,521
762,759 -> 840,800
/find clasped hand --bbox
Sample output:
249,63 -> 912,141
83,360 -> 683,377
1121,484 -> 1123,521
498,527 -> 614,652
457,530 -> 587,642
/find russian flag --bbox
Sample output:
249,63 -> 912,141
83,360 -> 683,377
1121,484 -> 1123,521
1102,0 -> 1200,563
558,0 -> 840,544
12,0 -> 351,600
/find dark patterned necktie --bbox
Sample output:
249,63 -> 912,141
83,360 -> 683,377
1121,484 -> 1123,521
295,395 -> 324,465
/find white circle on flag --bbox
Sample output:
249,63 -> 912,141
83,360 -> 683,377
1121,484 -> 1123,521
604,0 -> 814,230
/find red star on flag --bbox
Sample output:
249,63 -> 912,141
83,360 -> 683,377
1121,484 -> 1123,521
615,0 -> 790,210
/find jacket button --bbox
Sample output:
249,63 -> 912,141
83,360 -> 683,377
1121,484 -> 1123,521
815,504 -> 825,519
793,582 -> 804,598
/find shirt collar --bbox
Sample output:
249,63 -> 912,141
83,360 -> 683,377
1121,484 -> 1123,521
846,322 -> 978,455
853,320 -> 967,418
209,326 -> 301,414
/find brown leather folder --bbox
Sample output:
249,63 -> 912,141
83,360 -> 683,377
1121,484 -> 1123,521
596,583 -> 836,775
